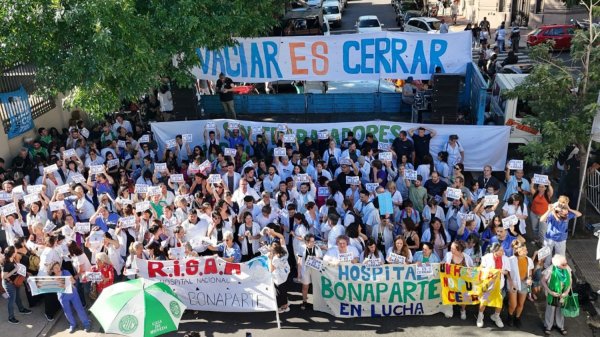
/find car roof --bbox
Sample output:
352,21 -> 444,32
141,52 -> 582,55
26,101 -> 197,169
539,24 -> 575,29
323,0 -> 339,5
408,17 -> 440,22
358,15 -> 379,21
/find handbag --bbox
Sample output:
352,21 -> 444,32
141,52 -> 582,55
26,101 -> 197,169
12,275 -> 26,288
561,291 -> 580,317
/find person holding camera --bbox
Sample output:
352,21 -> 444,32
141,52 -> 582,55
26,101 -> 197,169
540,201 -> 581,268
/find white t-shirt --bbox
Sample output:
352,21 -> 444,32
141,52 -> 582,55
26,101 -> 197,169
158,90 -> 173,112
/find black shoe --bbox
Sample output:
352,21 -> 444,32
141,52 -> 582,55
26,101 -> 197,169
506,315 -> 514,327
8,318 -> 20,324
45,314 -> 54,321
19,308 -> 32,315
514,316 -> 522,328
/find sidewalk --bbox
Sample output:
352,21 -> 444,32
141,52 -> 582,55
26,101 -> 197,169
566,237 -> 600,320
0,287 -> 61,337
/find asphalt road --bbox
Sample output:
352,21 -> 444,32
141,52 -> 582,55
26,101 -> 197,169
332,0 -> 400,33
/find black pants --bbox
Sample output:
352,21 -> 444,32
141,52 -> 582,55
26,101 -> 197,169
275,282 -> 288,307
44,293 -> 61,317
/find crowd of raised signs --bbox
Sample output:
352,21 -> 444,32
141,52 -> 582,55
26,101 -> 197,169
0,114 -> 582,332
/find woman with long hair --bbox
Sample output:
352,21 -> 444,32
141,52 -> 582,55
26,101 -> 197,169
481,215 -> 501,254
530,182 -> 554,244
2,246 -> 32,324
477,242 -> 510,328
361,238 -> 384,265
421,217 -> 450,260
291,213 -> 310,283
502,193 -> 528,235
443,240 -> 473,319
386,236 -> 412,264
507,240 -> 533,328
269,239 -> 290,313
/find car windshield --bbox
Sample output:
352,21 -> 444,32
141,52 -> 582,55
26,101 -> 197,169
323,6 -> 339,14
428,21 -> 441,30
530,28 -> 541,35
358,19 -> 380,28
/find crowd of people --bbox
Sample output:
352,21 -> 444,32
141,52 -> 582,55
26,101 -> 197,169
0,113 -> 583,335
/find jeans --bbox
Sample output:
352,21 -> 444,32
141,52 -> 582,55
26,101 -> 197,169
543,239 -> 567,268
2,281 -> 24,320
530,212 -> 546,242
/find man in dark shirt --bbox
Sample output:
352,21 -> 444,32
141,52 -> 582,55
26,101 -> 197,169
409,126 -> 437,166
424,171 -> 448,199
216,73 -> 236,119
361,133 -> 379,154
336,159 -> 360,194
392,131 -> 414,165
299,137 -> 318,158
477,164 -> 501,194
341,131 -> 361,150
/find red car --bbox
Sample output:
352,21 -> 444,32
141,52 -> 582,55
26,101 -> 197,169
527,24 -> 576,50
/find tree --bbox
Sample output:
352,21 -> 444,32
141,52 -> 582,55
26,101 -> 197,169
0,0 -> 286,119
506,0 -> 599,221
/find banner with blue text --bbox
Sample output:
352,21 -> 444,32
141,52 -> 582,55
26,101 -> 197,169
0,86 -> 34,139
310,262 -> 452,317
192,32 -> 472,82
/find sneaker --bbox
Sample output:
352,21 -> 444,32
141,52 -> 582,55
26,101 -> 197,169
460,310 -> 467,320
45,314 -> 54,322
491,313 -> 504,328
445,310 -> 453,318
84,323 -> 92,333
476,312 -> 484,328
19,308 -> 32,315
69,326 -> 76,334
8,318 -> 20,325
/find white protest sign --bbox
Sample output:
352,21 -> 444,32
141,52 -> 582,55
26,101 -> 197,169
24,193 -> 40,206
44,164 -> 59,174
446,187 -> 462,200
134,184 -> 148,194
364,258 -> 383,267
80,128 -> 90,138
338,253 -> 354,263
71,173 -> 86,184
318,187 -> 330,197
154,162 -> 167,172
416,263 -> 434,276
16,263 -> 27,277
107,159 -> 120,168
502,215 -> 519,228
251,126 -> 263,134
537,246 -> 552,260
388,252 -> 406,264
346,176 -> 360,186
169,247 -> 185,260
49,201 -> 65,212
228,121 -> 240,130
43,222 -> 57,234
62,149 -> 77,158
404,169 -> 418,181
136,201 -> 151,213
147,186 -> 162,197
199,160 -> 212,171
89,165 -> 105,175
205,122 -> 216,130
138,134 -> 150,143
182,134 -> 193,143
85,272 -> 103,283
242,160 -> 254,171
296,174 -> 310,183
458,212 -> 475,222
318,131 -> 329,140
208,174 -> 222,184
117,140 -> 126,148
365,183 -> 379,193
532,174 -> 550,186
75,222 -> 91,234
165,139 -> 177,149
508,159 -> 524,170
378,142 -> 391,151
0,191 -> 11,201
170,174 -> 184,183
283,134 -> 296,143
119,216 -> 136,229
379,152 -> 393,161
224,148 -> 237,156
273,147 -> 287,157
277,124 -> 287,132
0,203 -> 17,216
484,194 -> 499,207
27,185 -> 44,194
305,256 -> 323,271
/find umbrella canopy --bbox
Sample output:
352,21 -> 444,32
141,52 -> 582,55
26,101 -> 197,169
90,278 -> 186,337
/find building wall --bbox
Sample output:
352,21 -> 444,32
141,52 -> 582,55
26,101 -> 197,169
0,97 -> 69,165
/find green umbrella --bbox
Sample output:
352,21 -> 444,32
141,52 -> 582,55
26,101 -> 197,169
90,278 -> 186,337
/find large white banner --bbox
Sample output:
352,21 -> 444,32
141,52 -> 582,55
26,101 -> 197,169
192,32 -> 472,82
151,119 -> 510,171
310,262 -> 451,317
136,256 -> 277,312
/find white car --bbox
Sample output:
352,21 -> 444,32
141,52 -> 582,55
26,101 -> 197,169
355,15 -> 383,33
306,0 -> 323,7
322,1 -> 342,28
403,17 -> 441,33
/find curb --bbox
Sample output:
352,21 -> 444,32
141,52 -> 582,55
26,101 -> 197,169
37,309 -> 64,337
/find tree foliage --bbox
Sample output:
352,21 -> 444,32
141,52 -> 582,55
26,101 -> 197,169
505,0 -> 600,168
0,0 -> 287,118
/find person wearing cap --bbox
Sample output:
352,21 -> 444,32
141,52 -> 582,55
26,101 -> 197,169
401,76 -> 416,105
443,134 -> 465,167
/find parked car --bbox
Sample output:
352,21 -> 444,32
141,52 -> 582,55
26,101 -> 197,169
403,17 -> 441,33
279,8 -> 326,36
322,1 -> 342,28
396,10 -> 423,30
526,24 -> 576,50
393,0 -> 420,14
306,0 -> 324,7
355,15 -> 384,33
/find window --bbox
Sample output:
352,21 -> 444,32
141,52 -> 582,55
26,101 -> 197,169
418,21 -> 429,31
544,27 -> 564,36
408,20 -> 419,28
0,65 -> 55,133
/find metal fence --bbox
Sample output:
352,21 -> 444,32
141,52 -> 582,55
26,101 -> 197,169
587,169 -> 600,214
0,64 -> 55,133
